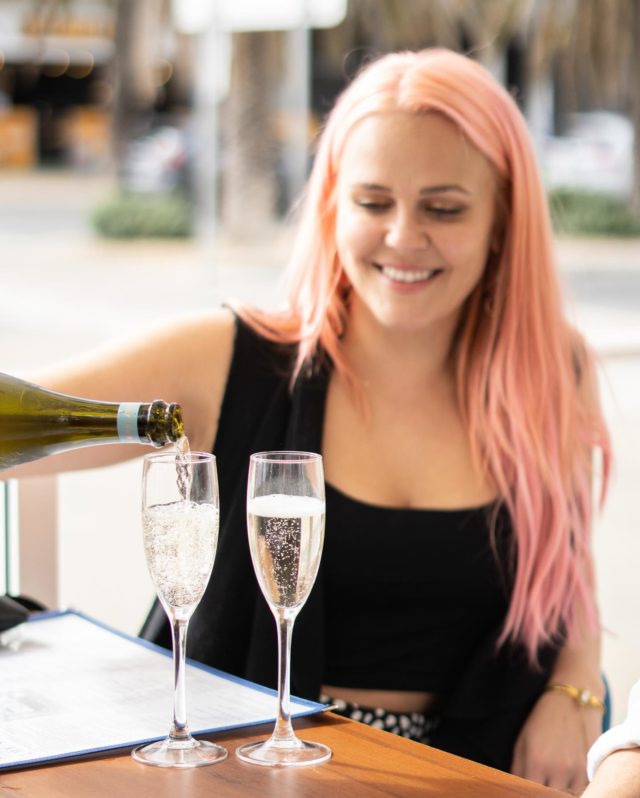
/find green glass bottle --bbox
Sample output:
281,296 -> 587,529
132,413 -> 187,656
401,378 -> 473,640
0,372 -> 184,470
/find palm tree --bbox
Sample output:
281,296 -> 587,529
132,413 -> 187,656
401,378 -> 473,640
314,0 -> 521,72
516,0 -> 640,212
220,0 -> 640,239
219,1 -> 531,240
317,0 -> 640,213
112,0 -> 168,171
221,31 -> 285,240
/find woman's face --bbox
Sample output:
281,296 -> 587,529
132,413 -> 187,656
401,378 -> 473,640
335,111 -> 499,337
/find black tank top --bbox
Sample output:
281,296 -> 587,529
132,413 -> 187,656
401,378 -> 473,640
141,316 -> 557,771
323,482 -> 511,694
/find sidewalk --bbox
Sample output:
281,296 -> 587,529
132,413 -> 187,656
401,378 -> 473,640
555,235 -> 640,357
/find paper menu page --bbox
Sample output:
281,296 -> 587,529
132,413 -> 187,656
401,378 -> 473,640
0,611 -> 324,770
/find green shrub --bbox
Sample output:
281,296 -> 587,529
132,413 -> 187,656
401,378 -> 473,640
91,192 -> 193,239
548,189 -> 640,237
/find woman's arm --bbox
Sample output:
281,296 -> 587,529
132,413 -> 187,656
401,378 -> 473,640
2,309 -> 235,478
511,607 -> 604,795
511,333 -> 610,793
582,749 -> 640,797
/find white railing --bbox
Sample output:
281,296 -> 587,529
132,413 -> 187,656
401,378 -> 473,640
0,481 -> 7,594
1,480 -> 20,596
1,478 -> 59,607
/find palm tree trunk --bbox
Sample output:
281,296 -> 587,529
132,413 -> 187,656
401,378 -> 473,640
221,31 -> 283,240
112,0 -> 163,174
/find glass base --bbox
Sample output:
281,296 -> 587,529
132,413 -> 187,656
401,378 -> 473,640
236,737 -> 331,767
132,736 -> 228,768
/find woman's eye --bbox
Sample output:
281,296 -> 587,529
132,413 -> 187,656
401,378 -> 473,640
426,205 -> 464,218
354,199 -> 391,213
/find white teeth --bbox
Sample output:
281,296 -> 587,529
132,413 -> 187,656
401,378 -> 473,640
381,265 -> 436,283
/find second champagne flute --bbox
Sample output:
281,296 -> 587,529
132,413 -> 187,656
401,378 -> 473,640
236,451 -> 331,767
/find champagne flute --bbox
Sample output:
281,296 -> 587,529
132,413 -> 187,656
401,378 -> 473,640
236,451 -> 331,767
132,451 -> 227,768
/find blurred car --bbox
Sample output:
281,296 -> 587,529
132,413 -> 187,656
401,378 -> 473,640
541,111 -> 633,197
121,126 -> 191,194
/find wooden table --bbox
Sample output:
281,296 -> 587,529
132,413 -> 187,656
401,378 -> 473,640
0,713 -> 566,797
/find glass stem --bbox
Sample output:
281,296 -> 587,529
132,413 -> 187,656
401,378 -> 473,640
169,617 -> 190,741
272,609 -> 296,743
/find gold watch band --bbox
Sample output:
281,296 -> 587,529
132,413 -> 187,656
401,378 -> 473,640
545,682 -> 605,712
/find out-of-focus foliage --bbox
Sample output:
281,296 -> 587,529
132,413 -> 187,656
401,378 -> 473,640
91,192 -> 192,239
316,0 -> 523,66
521,0 -> 634,103
549,189 -> 640,237
319,0 -> 634,100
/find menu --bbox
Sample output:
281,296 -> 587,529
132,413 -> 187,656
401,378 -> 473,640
0,610 -> 326,770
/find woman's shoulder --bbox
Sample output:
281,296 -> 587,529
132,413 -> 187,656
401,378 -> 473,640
228,307 -> 300,374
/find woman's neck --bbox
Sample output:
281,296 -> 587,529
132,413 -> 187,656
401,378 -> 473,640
341,299 -> 459,393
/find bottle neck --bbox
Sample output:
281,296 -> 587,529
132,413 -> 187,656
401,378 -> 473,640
134,401 -> 184,446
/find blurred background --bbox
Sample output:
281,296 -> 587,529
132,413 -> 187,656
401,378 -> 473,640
0,0 -> 639,724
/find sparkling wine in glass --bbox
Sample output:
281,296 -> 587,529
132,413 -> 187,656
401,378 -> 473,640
132,450 -> 227,768
236,451 -> 331,767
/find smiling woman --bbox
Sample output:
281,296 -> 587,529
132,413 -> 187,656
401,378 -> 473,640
7,47 -> 612,795
334,112 -> 497,337
228,48 -> 611,793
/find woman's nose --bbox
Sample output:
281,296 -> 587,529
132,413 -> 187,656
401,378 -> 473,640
384,210 -> 429,249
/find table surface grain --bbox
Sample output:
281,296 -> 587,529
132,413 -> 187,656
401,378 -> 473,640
0,713 -> 567,798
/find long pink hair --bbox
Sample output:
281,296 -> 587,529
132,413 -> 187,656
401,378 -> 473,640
238,48 -> 611,660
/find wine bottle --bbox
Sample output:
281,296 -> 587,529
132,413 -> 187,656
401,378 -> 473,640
0,372 -> 184,470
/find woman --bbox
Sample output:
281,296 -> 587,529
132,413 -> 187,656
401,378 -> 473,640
12,49 -> 610,792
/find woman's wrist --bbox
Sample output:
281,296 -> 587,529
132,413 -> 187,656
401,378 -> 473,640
545,682 -> 605,712
548,666 -> 604,700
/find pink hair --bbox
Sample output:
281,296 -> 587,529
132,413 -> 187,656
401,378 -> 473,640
237,48 -> 611,660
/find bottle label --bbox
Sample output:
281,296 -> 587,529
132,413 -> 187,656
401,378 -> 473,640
117,403 -> 143,443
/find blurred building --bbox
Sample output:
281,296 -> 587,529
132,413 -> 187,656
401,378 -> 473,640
0,0 -> 117,169
0,0 -> 630,207
0,0 -> 197,178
